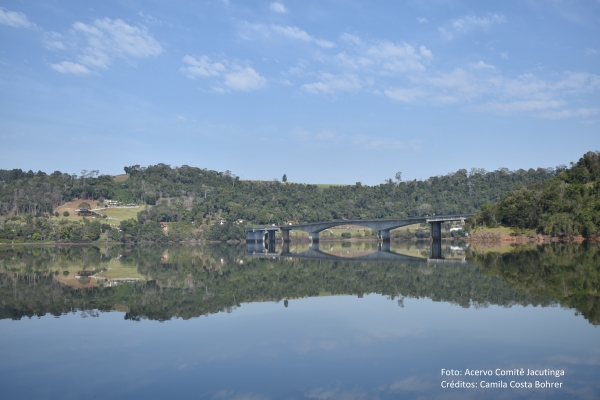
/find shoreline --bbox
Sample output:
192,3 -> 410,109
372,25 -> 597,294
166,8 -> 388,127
465,234 -> 598,244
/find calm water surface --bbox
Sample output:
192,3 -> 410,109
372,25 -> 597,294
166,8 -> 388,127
0,241 -> 599,399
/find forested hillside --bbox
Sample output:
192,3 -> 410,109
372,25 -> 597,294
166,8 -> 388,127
0,163 -> 558,224
472,151 -> 600,238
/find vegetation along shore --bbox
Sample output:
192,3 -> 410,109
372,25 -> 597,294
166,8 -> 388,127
1,151 -> 598,244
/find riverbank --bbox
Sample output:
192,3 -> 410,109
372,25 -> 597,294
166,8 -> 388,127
465,229 -> 598,244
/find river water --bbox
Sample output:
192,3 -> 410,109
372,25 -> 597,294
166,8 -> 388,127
0,241 -> 598,399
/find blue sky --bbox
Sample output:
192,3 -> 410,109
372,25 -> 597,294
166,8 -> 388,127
1,0 -> 599,184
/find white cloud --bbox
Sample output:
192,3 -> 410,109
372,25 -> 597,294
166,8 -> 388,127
539,107 -> 600,119
210,86 -> 227,94
417,17 -> 429,23
269,2 -> 288,13
500,52 -> 509,60
44,32 -> 66,51
240,22 -> 334,49
367,41 -> 430,72
585,48 -> 598,55
224,67 -> 266,91
440,13 -> 506,40
301,73 -> 361,94
51,61 -> 91,75
340,33 -> 361,46
180,55 -> 266,92
271,25 -> 335,48
469,60 -> 495,70
69,18 -> 162,69
476,99 -> 562,113
138,12 -> 170,27
384,87 -> 427,102
0,8 -> 36,29
180,55 -> 226,78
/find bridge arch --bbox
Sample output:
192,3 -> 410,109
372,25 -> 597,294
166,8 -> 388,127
245,214 -> 472,243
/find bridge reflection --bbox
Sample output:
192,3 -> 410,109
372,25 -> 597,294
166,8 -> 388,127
245,240 -> 466,264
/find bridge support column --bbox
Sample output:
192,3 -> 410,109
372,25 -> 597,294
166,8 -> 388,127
378,230 -> 391,242
281,229 -> 290,243
430,239 -> 443,259
309,232 -> 319,243
246,230 -> 266,243
430,221 -> 442,240
378,242 -> 391,252
267,230 -> 276,242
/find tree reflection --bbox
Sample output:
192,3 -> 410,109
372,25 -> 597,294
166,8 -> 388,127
0,243 -> 597,325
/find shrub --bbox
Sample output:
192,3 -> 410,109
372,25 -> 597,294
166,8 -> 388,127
63,211 -> 70,217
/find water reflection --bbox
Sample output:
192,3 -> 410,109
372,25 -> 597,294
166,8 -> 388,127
1,241 -> 599,399
246,239 -> 464,263
1,241 -> 598,324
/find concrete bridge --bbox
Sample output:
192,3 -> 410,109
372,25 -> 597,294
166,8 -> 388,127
244,214 -> 472,243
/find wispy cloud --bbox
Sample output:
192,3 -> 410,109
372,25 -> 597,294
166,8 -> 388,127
301,73 -> 361,94
50,61 -> 91,75
224,67 -> 266,91
72,18 -> 162,68
469,60 -> 495,70
0,8 -> 36,29
48,18 -> 161,73
367,41 -> 432,73
239,22 -> 335,48
180,55 -> 266,92
269,2 -> 288,14
180,55 -> 226,78
271,25 -> 334,48
340,33 -> 361,46
417,17 -> 429,23
439,13 -> 506,40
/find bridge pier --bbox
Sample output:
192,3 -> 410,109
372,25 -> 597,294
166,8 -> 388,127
267,230 -> 276,242
309,232 -> 319,243
281,229 -> 290,243
378,229 -> 391,242
378,242 -> 391,252
430,239 -> 443,259
430,221 -> 442,240
281,241 -> 290,255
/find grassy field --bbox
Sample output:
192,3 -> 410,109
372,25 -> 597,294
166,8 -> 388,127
52,199 -> 145,226
53,200 -> 99,222
97,206 -> 147,222
113,174 -> 129,182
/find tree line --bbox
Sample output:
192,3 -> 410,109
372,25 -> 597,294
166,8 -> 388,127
1,162 -> 559,225
471,151 -> 600,238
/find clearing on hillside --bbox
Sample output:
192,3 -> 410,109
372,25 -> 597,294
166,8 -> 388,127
113,174 -> 129,183
53,199 -> 145,224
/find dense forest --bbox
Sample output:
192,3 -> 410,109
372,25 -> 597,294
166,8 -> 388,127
472,151 -> 600,238
0,162 -> 559,242
0,164 -> 559,222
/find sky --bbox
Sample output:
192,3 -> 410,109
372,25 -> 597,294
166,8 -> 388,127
1,0 -> 599,184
